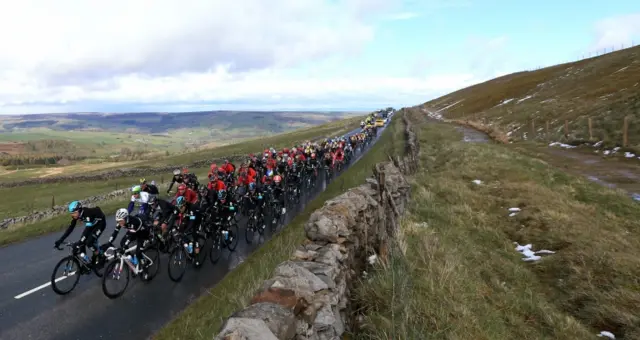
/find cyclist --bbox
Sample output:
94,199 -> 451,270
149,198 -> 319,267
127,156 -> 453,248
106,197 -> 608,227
108,208 -> 150,275
140,178 -> 159,198
167,169 -> 184,194
128,185 -> 150,215
54,201 -> 106,267
174,183 -> 198,205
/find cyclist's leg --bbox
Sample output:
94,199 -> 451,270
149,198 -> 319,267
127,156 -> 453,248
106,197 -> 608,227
86,221 -> 106,263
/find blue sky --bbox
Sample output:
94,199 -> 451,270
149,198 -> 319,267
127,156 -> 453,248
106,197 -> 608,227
0,0 -> 639,114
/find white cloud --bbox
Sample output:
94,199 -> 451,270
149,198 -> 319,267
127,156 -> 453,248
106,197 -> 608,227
0,0 -> 482,114
590,13 -> 640,51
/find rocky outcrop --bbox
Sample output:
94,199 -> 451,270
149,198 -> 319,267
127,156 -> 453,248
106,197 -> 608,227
214,111 -> 419,339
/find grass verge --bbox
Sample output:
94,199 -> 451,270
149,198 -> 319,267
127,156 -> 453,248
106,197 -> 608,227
153,116 -> 405,340
354,121 -> 640,339
0,117 -> 362,221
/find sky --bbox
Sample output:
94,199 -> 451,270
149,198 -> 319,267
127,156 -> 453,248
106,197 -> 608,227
0,0 -> 639,114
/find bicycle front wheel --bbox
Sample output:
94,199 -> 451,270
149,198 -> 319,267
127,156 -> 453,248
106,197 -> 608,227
245,217 -> 255,244
168,247 -> 187,282
51,256 -> 81,295
142,247 -> 161,281
227,223 -> 239,251
102,259 -> 130,299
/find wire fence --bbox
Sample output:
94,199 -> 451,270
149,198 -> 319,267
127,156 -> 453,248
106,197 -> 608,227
526,40 -> 638,71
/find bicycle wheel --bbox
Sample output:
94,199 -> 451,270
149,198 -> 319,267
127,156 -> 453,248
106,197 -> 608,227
51,256 -> 82,295
168,247 -> 187,282
256,213 -> 266,235
245,216 -> 255,244
210,232 -> 223,264
92,253 -> 107,278
193,235 -> 207,268
102,259 -> 130,299
141,247 -> 160,281
227,222 -> 239,251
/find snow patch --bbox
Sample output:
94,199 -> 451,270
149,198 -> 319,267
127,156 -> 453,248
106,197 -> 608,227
436,99 -> 465,113
472,179 -> 483,185
517,95 -> 533,103
514,243 -> 555,262
549,142 -> 576,149
625,152 -> 635,158
614,66 -> 629,73
597,330 -> 616,339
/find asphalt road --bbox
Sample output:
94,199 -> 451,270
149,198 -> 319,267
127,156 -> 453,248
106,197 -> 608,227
0,125 -> 385,340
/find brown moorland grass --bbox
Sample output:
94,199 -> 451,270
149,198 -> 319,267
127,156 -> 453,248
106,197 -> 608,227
420,45 -> 640,147
353,121 -> 640,340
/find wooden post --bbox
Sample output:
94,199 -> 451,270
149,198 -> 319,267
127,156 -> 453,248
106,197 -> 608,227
531,120 -> 535,140
52,195 -> 55,209
588,118 -> 593,140
545,121 -> 550,140
623,116 -> 629,147
564,120 -> 569,139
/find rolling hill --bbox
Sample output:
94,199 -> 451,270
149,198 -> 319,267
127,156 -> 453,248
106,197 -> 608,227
420,45 -> 640,147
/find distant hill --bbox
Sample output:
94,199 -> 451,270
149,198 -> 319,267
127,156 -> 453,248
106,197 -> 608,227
0,110 -> 358,134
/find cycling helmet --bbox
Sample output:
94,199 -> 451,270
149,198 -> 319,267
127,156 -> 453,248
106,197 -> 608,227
173,169 -> 180,176
274,175 -> 282,184
217,190 -> 226,200
210,163 -> 217,170
178,184 -> 187,191
176,196 -> 186,207
139,178 -> 146,184
132,185 -> 141,194
68,201 -> 82,213
248,182 -> 256,191
182,168 -> 189,174
115,208 -> 129,222
311,152 -> 316,159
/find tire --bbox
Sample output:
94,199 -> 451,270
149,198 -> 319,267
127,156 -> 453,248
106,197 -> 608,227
142,247 -> 160,281
101,259 -> 130,299
51,256 -> 82,295
210,233 -> 223,264
256,214 -> 266,235
227,222 -> 239,251
245,216 -> 255,244
93,253 -> 107,278
193,235 -> 207,269
168,247 -> 187,282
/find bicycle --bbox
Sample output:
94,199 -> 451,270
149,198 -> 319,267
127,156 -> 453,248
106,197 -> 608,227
245,203 -> 266,244
51,242 -> 112,295
166,225 -> 208,282
209,215 -> 239,264
101,243 -> 160,299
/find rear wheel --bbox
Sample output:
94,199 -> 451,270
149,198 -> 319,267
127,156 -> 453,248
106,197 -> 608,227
227,223 -> 239,251
142,247 -> 160,281
245,216 -> 255,244
51,256 -> 81,295
193,235 -> 207,268
168,247 -> 187,282
210,233 -> 223,264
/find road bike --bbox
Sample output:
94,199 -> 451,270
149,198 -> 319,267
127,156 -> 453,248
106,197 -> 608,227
101,243 -> 160,299
51,242 -> 112,295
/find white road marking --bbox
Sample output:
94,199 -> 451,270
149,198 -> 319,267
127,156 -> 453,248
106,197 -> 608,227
14,271 -> 77,299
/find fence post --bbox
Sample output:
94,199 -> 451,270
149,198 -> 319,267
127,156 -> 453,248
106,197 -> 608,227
546,121 -> 550,140
623,116 -> 629,147
52,195 -> 55,209
588,118 -> 593,140
564,120 -> 569,139
531,120 -> 535,140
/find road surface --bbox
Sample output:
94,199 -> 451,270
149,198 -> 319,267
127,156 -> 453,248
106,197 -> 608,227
0,125 -> 385,340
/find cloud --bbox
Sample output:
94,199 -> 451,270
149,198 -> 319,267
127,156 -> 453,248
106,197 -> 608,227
590,13 -> 640,51
386,12 -> 421,21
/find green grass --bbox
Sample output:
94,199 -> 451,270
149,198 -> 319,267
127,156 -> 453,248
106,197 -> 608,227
353,120 -> 640,339
0,117 -> 362,222
153,116 -> 405,340
422,45 -> 640,146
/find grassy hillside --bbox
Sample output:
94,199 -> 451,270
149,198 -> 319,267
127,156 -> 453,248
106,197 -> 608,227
421,45 -> 640,147
354,118 -> 640,339
0,116 -> 362,221
0,111 -> 361,169
0,116 -> 363,182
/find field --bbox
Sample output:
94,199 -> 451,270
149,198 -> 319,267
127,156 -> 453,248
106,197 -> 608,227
0,116 -> 363,243
153,112 -> 406,340
0,111 -> 361,173
353,118 -> 640,339
421,45 -> 640,148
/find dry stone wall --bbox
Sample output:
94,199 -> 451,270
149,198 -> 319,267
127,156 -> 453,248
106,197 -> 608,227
214,111 -> 419,340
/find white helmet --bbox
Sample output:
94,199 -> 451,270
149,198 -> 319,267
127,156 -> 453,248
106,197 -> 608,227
115,208 -> 129,222
173,169 -> 180,175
